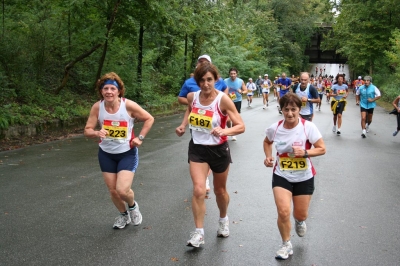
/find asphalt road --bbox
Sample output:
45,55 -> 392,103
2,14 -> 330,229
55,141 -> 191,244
1,93 -> 399,266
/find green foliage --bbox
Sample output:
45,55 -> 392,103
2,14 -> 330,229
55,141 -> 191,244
380,82 -> 400,102
323,0 -> 400,104
327,0 -> 400,75
0,0 -> 341,131
385,29 -> 400,80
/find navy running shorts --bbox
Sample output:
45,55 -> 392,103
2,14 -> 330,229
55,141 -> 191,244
98,147 -> 139,173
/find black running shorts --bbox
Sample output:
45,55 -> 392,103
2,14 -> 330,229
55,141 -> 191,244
188,139 -> 232,173
360,107 -> 374,114
331,100 -> 345,114
233,101 -> 241,113
272,173 -> 315,196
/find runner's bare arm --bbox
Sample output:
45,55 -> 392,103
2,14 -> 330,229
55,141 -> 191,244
263,136 -> 274,167
176,93 -> 194,136
84,102 -> 108,138
126,99 -> 154,139
213,94 -> 245,137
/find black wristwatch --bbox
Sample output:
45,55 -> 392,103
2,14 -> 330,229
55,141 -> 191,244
303,149 -> 309,158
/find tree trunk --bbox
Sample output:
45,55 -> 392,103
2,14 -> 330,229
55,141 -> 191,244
2,0 -> 4,38
56,0 -> 121,94
183,33 -> 188,83
190,33 -> 198,70
56,43 -> 103,95
137,22 -> 144,85
369,60 -> 373,75
94,0 -> 122,88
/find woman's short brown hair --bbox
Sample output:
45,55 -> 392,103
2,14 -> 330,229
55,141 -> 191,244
279,92 -> 302,109
96,72 -> 125,99
194,62 -> 219,86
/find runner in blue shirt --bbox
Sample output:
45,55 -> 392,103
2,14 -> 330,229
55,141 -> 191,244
355,76 -> 381,138
277,73 -> 292,114
224,67 -> 247,141
178,55 -> 227,105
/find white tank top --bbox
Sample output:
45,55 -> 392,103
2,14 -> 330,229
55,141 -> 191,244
189,90 -> 228,145
295,84 -> 312,115
98,98 -> 135,154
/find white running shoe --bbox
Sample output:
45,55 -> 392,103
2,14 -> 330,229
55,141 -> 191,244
332,126 -> 336,133
113,213 -> 131,229
275,241 -> 293,260
129,202 -> 143,226
186,231 -> 204,247
217,219 -> 230,237
366,124 -> 370,133
232,136 -> 237,141
263,105 -> 266,109
295,220 -> 307,237
206,177 -> 210,192
361,129 -> 366,139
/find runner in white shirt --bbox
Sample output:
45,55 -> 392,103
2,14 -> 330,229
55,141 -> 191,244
84,72 -> 155,229
263,92 -> 326,260
262,74 -> 272,109
176,62 -> 245,248
246,78 -> 257,107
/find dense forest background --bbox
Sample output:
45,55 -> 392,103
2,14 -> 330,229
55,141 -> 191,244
1,0 -> 399,130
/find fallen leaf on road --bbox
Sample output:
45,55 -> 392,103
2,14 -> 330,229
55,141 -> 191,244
234,191 -> 238,194
170,257 -> 179,262
143,226 -> 152,230
184,199 -> 188,202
